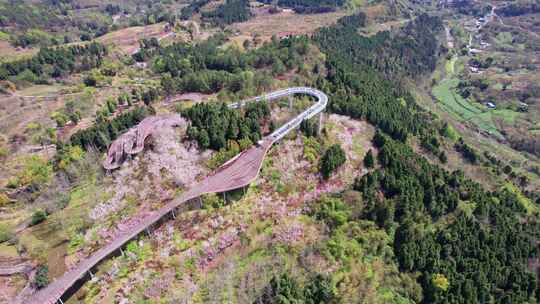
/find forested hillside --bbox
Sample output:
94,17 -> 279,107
1,2 -> 538,303
0,0 -> 178,48
313,13 -> 441,141
303,12 -> 540,304
202,0 -> 252,26
136,33 -> 312,97
360,134 -> 539,303
277,0 -> 346,13
0,42 -> 107,83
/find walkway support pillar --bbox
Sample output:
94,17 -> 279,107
288,95 -> 293,109
318,112 -> 324,135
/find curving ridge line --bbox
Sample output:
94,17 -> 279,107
25,87 -> 327,304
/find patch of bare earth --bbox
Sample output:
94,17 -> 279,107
0,41 -> 37,62
231,9 -> 350,40
96,23 -> 175,55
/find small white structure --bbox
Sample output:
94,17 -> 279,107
135,62 -> 148,69
486,102 -> 496,109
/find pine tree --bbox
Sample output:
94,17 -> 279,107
364,149 -> 374,168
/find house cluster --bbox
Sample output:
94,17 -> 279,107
468,60 -> 482,74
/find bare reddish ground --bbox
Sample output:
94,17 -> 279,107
0,41 -> 37,61
96,23 -> 170,55
164,92 -> 213,104
231,9 -> 349,40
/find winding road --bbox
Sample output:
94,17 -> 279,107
24,87 -> 327,304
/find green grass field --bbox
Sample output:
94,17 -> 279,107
430,55 -> 525,140
17,84 -> 66,96
432,77 -> 505,138
0,31 -> 10,41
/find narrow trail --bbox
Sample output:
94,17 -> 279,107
0,262 -> 33,276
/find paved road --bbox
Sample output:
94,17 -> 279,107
25,87 -> 327,304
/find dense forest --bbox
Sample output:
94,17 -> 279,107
201,0 -> 252,26
315,13 -> 444,81
184,101 -> 270,150
312,13 -> 441,141
279,12 -> 540,304
260,135 -> 540,304
0,42 -> 107,83
136,34 -> 311,97
180,0 -> 212,20
70,106 -> 153,151
495,1 -> 540,17
277,0 -> 346,13
356,133 -> 539,303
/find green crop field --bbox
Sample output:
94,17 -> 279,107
432,76 -> 504,139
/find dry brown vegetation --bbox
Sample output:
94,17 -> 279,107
0,41 -> 37,63
96,23 -> 183,55
231,9 -> 350,40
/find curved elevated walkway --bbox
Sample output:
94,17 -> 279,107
26,87 -> 327,304
102,114 -> 185,170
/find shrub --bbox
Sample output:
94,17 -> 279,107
432,273 -> 450,292
320,144 -> 346,179
0,224 -> 13,243
16,155 -> 52,191
202,193 -> 225,209
455,139 -> 478,164
68,233 -> 84,253
30,210 -> 47,226
310,196 -> 351,229
56,144 -> 85,171
0,145 -> 6,159
303,136 -> 321,165
363,149 -> 374,168
34,265 -> 49,289
51,111 -> 69,127
0,192 -> 10,206
55,193 -> 70,210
